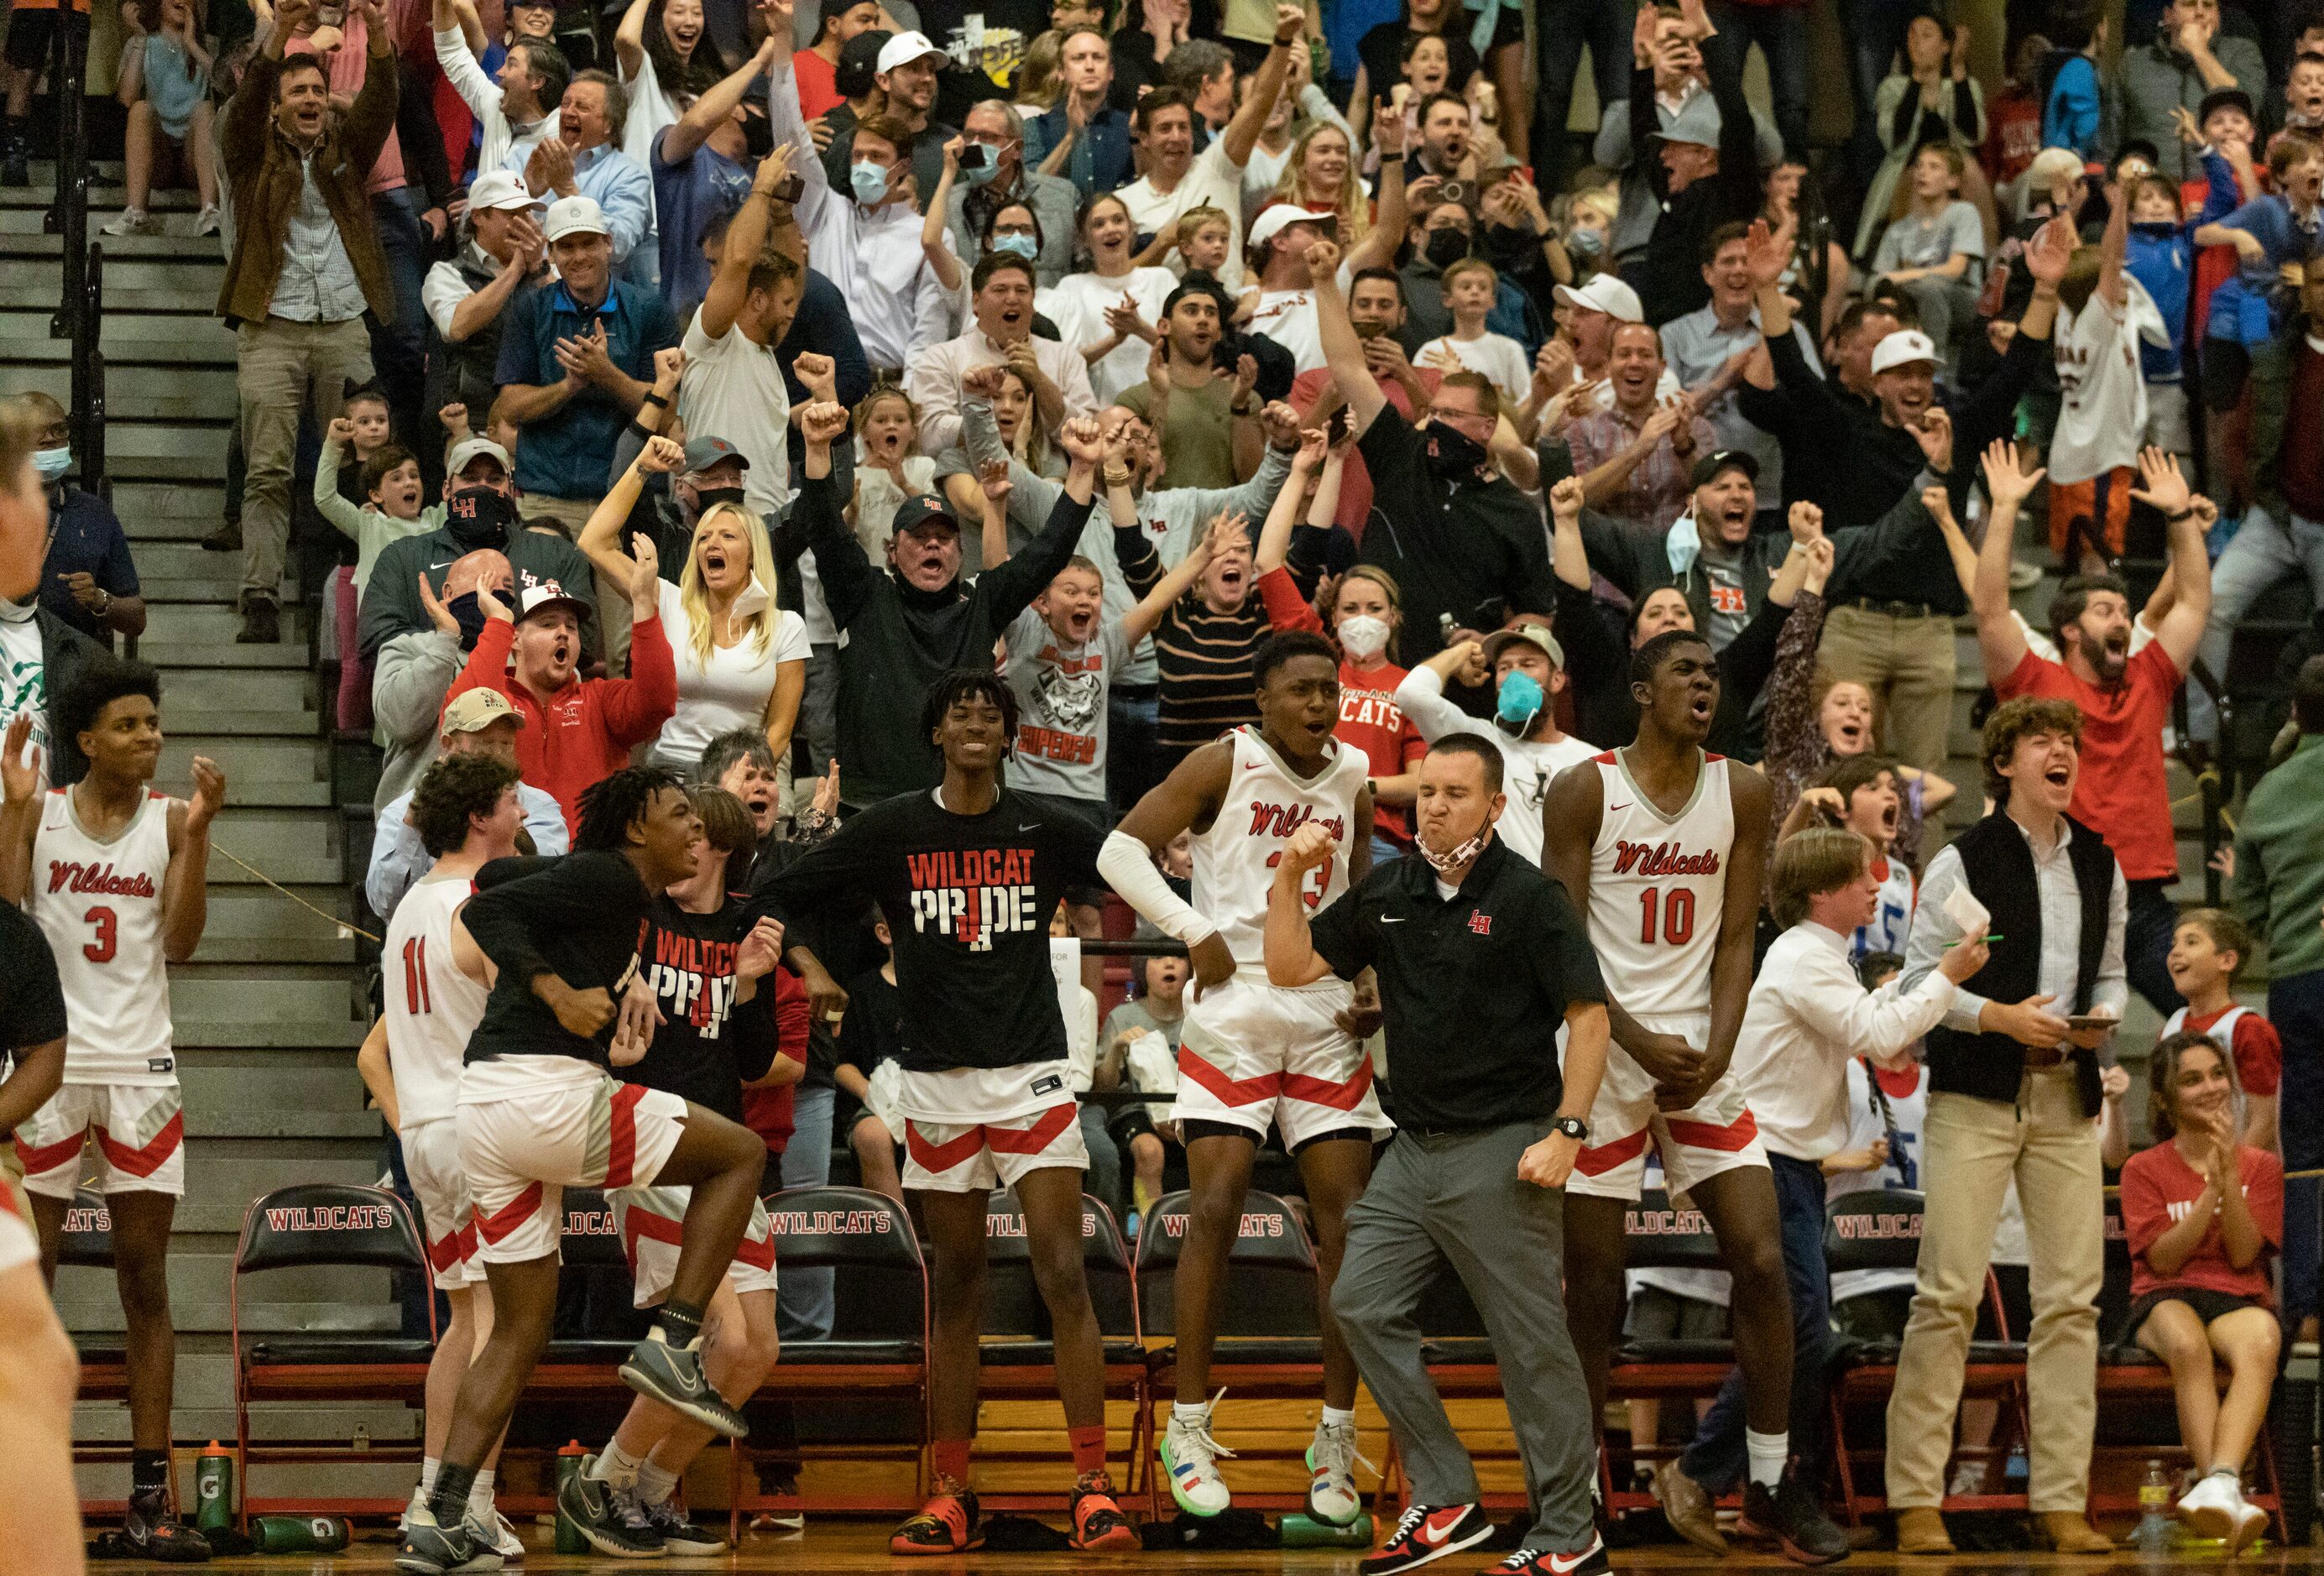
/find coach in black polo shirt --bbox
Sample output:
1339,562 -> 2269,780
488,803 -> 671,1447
1264,733 -> 1611,1576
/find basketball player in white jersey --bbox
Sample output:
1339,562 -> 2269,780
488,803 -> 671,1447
1541,629 -> 1846,1564
0,660 -> 222,1561
357,746 -> 529,1559
1101,630 -> 1389,1526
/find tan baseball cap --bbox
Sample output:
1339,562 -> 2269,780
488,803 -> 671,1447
441,688 -> 525,736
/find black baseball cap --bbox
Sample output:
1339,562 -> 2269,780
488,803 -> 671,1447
891,492 -> 960,535
836,30 -> 891,97
1691,449 -> 1760,488
2198,86 -> 2256,128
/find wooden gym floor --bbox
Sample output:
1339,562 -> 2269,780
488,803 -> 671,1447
78,1523 -> 2324,1571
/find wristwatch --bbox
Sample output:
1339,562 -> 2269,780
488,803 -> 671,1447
1553,1115 -> 1589,1141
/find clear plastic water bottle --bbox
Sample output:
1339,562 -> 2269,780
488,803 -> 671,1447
2128,1459 -> 2176,1553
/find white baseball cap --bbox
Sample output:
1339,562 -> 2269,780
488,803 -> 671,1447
515,582 -> 593,624
1869,329 -> 1940,376
875,29 -> 946,74
467,170 -> 543,212
1553,274 -> 1643,323
1246,204 -> 1337,252
541,194 -> 609,243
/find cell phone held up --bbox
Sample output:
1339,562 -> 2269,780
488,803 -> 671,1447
773,173 -> 806,203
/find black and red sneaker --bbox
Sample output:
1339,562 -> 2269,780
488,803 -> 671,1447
1361,1502 -> 1495,1574
1736,1474 -> 1850,1566
890,1476 -> 984,1555
1478,1532 -> 1611,1576
1069,1469 -> 1140,1551
123,1487 -> 212,1564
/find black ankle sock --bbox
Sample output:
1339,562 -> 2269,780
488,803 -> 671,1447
654,1297 -> 706,1348
428,1463 -> 478,1527
132,1450 -> 169,1498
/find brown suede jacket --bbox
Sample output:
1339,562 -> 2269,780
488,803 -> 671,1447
217,44 -> 400,326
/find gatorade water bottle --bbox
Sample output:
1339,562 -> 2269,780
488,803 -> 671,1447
556,1442 -> 589,1554
252,1515 -> 350,1553
193,1442 -> 234,1537
1279,1512 -> 1375,1548
2128,1459 -> 2177,1552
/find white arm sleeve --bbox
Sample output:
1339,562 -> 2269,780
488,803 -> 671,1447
1099,829 -> 1218,947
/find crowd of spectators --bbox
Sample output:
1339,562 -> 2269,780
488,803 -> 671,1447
25,0 -> 2324,1542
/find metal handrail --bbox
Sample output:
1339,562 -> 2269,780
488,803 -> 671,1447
42,13 -> 106,497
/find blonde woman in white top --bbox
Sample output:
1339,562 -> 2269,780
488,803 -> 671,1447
578,436 -> 810,772
1037,191 -> 1181,404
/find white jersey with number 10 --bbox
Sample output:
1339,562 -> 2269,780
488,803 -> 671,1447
1586,750 -> 1732,1024
381,875 -> 489,1127
1192,726 -> 1369,970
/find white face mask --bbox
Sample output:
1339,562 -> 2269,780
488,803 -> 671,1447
1337,613 -> 1390,661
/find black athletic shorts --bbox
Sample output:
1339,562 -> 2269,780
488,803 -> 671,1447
3,8 -> 66,74
2128,1286 -> 2271,1336
1180,1117 -> 1376,1155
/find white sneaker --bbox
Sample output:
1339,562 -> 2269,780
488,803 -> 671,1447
1305,1415 -> 1368,1526
100,208 -> 159,237
2176,1469 -> 2242,1541
481,1508 -> 525,1560
1159,1395 -> 1235,1516
2229,1487 -> 2269,1553
194,205 -> 221,236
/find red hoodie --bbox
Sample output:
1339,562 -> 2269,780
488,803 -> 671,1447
443,613 -> 679,834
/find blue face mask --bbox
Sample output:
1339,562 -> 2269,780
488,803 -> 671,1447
850,160 -> 890,204
31,446 -> 71,480
1496,668 -> 1543,732
992,232 -> 1039,260
962,158 -> 1001,188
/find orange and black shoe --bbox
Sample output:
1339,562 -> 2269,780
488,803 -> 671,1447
1070,1469 -> 1141,1551
890,1476 -> 983,1555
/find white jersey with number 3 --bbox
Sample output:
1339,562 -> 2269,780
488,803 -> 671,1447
32,786 -> 175,1085
1587,749 -> 1732,1024
382,874 -> 490,1127
1193,727 -> 1369,970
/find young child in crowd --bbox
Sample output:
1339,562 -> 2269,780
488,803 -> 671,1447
1175,206 -> 1254,323
1868,143 -> 1986,362
1825,951 -> 1925,1323
2161,908 -> 2282,1151
2195,132 -> 2324,435
837,911 -> 906,1205
104,0 -> 218,237
1095,952 -> 1188,1231
316,417 -> 430,733
853,386 -> 938,562
1779,754 -> 1915,962
2120,122 -> 2241,469
1419,258 -> 1531,404
2121,1031 -> 2282,1552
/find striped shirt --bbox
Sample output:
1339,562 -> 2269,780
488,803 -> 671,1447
1114,524 -> 1268,767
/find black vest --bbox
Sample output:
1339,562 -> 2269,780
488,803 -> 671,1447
1923,811 -> 2116,1117
425,251 -> 541,418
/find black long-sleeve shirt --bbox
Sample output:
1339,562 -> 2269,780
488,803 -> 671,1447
804,469 -> 1094,806
1630,50 -> 1763,326
462,851 -> 654,1068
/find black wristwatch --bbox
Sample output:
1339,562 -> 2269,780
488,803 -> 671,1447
1553,1115 -> 1589,1141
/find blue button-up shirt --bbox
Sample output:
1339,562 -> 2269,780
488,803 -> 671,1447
509,138 -> 656,283
39,485 -> 139,646
1024,102 -> 1135,197
366,780 -> 570,921
495,279 -> 682,499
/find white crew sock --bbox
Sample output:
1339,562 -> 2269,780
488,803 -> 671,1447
1745,1429 -> 1788,1491
467,1468 -> 495,1516
1319,1406 -> 1357,1430
591,1441 -> 644,1488
635,1459 -> 681,1506
417,1458 -> 439,1500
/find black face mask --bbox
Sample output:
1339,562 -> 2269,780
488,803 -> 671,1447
1424,227 -> 1471,269
1426,420 -> 1490,478
444,590 -> 493,650
692,486 -> 748,514
444,485 -> 515,551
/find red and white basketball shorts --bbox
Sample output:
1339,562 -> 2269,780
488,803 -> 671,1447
1172,973 -> 1392,1149
457,1071 -> 688,1265
0,1174 -> 38,1274
899,1063 -> 1088,1194
1568,1011 -> 1767,1202
608,1183 -> 778,1307
401,1117 -> 483,1291
16,1083 -> 186,1198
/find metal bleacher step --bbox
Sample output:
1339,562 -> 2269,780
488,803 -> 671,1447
187,895 -> 358,966
145,602 -> 311,646
196,806 -> 339,884
139,641 -> 315,671
0,306 -> 233,363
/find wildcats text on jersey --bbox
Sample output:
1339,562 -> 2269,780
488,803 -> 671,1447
1246,801 -> 1347,841
1609,841 -> 1723,879
46,859 -> 159,898
905,847 -> 1042,952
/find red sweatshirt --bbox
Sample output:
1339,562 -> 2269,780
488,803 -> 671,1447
442,613 -> 679,834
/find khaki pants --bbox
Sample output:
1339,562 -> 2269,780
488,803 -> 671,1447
1883,1072 -> 2102,1512
1814,603 -> 1956,780
235,316 -> 374,606
518,494 -> 619,669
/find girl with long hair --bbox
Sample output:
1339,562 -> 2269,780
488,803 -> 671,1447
1037,191 -> 1180,403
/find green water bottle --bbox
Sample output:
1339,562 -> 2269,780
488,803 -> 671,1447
1280,1511 -> 1376,1548
555,1441 -> 589,1554
193,1442 -> 234,1537
251,1515 -> 350,1553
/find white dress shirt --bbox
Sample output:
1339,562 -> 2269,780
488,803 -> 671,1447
1901,814 -> 2129,1035
1732,920 -> 1957,1161
768,55 -> 955,373
434,26 -> 560,176
905,326 -> 1101,457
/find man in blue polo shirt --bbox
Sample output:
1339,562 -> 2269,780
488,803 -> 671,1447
492,193 -> 679,665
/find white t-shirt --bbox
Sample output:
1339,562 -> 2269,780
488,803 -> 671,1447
1248,287 -> 1324,372
1037,267 -> 1182,404
678,305 -> 795,522
1422,331 -> 1531,404
1118,138 -> 1251,289
2049,279 -> 2170,487
0,605 -> 48,793
650,577 -> 812,767
619,50 -> 682,193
